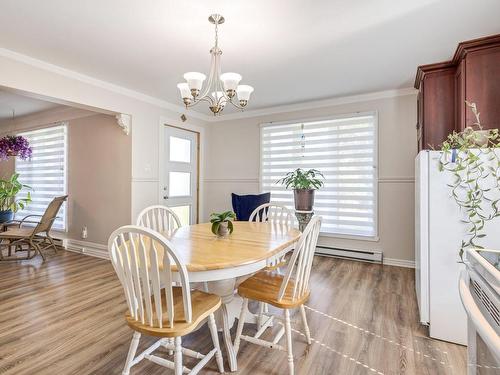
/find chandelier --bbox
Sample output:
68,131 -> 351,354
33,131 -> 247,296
177,14 -> 254,116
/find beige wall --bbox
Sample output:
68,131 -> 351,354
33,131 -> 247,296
204,93 -> 417,263
0,108 -> 131,244
67,114 -> 131,244
0,52 -> 210,223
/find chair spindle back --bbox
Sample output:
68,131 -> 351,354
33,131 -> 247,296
136,205 -> 182,233
249,203 -> 294,226
278,216 -> 322,302
108,225 -> 192,328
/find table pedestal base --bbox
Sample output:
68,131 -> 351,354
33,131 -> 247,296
207,278 -> 265,372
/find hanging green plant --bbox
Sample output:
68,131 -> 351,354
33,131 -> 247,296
439,101 -> 500,260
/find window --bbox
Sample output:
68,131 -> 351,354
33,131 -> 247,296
15,124 -> 68,230
260,112 -> 377,238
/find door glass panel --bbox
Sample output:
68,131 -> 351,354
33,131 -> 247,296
169,136 -> 191,163
170,205 -> 191,226
169,172 -> 191,197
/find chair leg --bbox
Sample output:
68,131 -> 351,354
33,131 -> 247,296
258,302 -> 265,329
284,309 -> 294,375
299,304 -> 311,345
234,297 -> 248,354
122,331 -> 141,375
30,240 -> 45,261
167,338 -> 174,355
46,234 -> 58,253
174,336 -> 183,375
208,313 -> 224,373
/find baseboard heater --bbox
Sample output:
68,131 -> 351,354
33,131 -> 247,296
53,238 -> 64,247
315,245 -> 383,263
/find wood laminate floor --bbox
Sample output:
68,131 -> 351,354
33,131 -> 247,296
0,251 -> 467,375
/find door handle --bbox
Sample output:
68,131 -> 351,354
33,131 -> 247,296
163,195 -> 168,200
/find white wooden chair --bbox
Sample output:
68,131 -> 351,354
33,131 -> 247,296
249,203 -> 295,325
233,216 -> 322,375
108,225 -> 224,375
249,203 -> 294,226
249,203 -> 294,269
136,205 -> 182,233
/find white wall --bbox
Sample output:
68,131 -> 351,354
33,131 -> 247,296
204,93 -> 418,263
0,49 -> 418,262
0,49 -> 210,223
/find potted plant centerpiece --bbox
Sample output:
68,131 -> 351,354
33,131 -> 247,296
210,211 -> 236,237
277,168 -> 324,211
439,101 -> 500,260
0,173 -> 32,223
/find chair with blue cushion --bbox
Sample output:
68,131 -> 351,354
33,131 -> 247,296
231,193 -> 271,221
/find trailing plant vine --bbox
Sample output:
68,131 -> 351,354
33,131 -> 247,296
439,101 -> 500,260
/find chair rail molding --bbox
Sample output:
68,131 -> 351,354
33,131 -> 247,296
378,176 -> 415,184
204,178 -> 259,184
116,113 -> 131,135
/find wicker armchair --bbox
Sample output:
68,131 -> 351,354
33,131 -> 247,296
0,195 -> 68,261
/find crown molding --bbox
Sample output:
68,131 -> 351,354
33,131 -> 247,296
452,33 -> 500,63
205,87 -> 417,122
414,61 -> 455,89
0,47 -> 417,124
0,47 -> 212,122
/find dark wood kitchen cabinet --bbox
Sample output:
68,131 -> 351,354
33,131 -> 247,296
415,34 -> 500,150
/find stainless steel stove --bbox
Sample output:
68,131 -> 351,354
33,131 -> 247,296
461,249 -> 500,374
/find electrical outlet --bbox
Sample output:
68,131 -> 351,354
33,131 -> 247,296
81,226 -> 88,239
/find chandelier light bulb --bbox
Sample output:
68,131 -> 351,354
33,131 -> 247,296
220,72 -> 242,97
177,83 -> 191,98
183,72 -> 206,97
177,83 -> 192,105
236,85 -> 254,106
212,91 -> 228,108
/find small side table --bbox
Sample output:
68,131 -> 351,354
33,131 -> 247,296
295,210 -> 314,232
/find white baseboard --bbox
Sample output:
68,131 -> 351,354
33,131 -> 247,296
63,239 -> 109,260
62,239 -> 415,268
383,257 -> 415,268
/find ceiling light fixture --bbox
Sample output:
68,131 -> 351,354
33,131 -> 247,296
177,14 -> 254,116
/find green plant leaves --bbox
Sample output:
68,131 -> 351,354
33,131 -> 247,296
438,102 -> 500,261
211,221 -> 221,235
276,168 -> 325,190
0,173 -> 32,212
210,210 -> 236,234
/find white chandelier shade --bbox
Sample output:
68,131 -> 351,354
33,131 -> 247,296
177,14 -> 254,116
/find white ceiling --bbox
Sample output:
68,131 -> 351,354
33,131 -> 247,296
0,90 -> 61,121
0,0 -> 499,114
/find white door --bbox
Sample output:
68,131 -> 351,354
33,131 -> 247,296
163,126 -> 199,226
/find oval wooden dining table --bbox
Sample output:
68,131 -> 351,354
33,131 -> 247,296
162,221 -> 301,372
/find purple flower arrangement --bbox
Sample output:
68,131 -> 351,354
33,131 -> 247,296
0,135 -> 32,161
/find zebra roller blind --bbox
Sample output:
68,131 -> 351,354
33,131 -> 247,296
260,113 -> 377,237
16,124 -> 67,230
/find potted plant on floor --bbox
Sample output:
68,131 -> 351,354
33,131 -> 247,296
0,173 -> 32,223
276,168 -> 324,211
210,211 -> 236,237
439,101 -> 500,260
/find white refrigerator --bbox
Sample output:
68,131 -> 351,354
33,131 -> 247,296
415,150 -> 500,345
